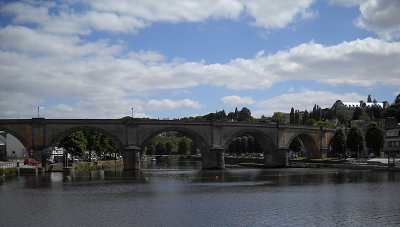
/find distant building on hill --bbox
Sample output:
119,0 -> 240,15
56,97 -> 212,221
331,100 -> 390,119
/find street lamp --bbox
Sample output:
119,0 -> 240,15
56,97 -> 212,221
358,144 -> 360,164
132,108 -> 133,118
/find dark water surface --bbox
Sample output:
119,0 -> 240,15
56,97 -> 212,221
1,160 -> 400,226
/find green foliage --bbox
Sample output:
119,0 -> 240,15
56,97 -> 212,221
326,109 -> 335,119
290,107 -> 295,124
189,140 -> 197,155
238,107 -> 255,122
352,107 -> 363,120
302,110 -> 309,125
368,94 -> 372,103
289,137 -> 303,153
295,110 -> 300,125
155,142 -> 166,154
147,140 -> 155,155
346,125 -> 365,156
305,118 -> 316,126
178,137 -> 190,155
383,103 -> 400,123
365,122 -> 385,153
395,93 -> 400,104
332,128 -> 347,155
59,131 -> 118,157
227,135 -> 260,155
312,104 -> 322,121
271,112 -> 286,123
0,167 -> 18,176
313,121 -> 336,128
165,140 -> 173,154
59,131 -> 87,157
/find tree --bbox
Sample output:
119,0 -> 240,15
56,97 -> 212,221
165,140 -> 173,155
178,137 -> 190,155
332,128 -> 347,156
59,131 -> 87,157
395,93 -> 400,104
83,131 -> 101,156
240,136 -> 248,154
326,109 -> 335,120
295,110 -> 300,125
156,142 -> 166,155
346,125 -> 365,158
147,140 -> 156,155
368,94 -> 372,102
271,112 -> 286,123
383,103 -> 400,123
313,121 -> 336,128
238,107 -> 252,122
352,107 -> 363,120
227,111 -> 236,120
312,104 -> 321,121
370,105 -> 382,119
365,122 -> 385,155
233,137 -> 242,154
290,107 -> 295,124
336,110 -> 347,126
302,110 -> 309,125
289,137 -> 303,154
304,118 -> 316,126
190,140 -> 197,155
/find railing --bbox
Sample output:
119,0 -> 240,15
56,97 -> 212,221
0,161 -> 18,169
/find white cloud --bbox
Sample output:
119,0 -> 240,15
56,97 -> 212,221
0,0 -> 318,35
220,96 -> 256,106
2,34 -> 400,118
355,0 -> 400,40
242,0 -> 317,29
145,99 -> 205,111
326,0 -> 365,7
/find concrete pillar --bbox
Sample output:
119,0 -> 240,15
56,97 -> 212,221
123,146 -> 141,170
264,148 -> 288,168
203,147 -> 225,170
321,148 -> 328,159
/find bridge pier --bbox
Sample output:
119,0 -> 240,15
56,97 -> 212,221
264,148 -> 288,168
202,147 -> 225,170
123,146 -> 141,170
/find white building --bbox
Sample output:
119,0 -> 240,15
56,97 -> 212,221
2,134 -> 27,159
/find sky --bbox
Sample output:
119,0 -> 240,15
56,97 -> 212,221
1,0 -> 400,120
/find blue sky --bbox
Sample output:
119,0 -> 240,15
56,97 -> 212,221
1,0 -> 400,119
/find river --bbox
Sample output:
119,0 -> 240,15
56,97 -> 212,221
1,160 -> 400,226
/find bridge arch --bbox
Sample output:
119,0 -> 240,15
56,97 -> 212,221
0,127 -> 28,149
287,133 -> 320,159
47,126 -> 125,152
139,126 -> 210,156
223,128 -> 276,152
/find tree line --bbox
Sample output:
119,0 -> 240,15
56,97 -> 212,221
331,122 -> 386,158
58,131 -> 119,157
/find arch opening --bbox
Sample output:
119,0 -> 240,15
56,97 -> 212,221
0,129 -> 28,160
288,134 -> 320,159
140,127 -> 209,159
49,126 -> 124,162
224,129 -> 276,159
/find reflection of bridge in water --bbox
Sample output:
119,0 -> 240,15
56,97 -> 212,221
0,118 -> 335,170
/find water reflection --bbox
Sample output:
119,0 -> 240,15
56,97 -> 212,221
2,161 -> 400,226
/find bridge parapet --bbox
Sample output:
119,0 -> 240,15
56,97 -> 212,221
0,118 -> 336,169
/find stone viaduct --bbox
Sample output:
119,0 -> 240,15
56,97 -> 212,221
0,118 -> 336,170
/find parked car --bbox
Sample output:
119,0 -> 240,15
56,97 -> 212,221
24,158 -> 40,165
